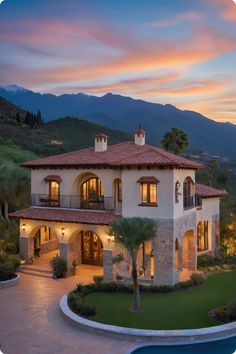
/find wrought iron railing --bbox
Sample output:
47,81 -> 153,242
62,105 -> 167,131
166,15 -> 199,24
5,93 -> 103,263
31,194 -> 115,211
183,194 -> 202,209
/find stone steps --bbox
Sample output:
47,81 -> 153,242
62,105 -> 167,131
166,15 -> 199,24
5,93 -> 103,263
19,265 -> 52,278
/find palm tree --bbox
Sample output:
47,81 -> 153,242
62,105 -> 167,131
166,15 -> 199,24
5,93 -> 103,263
161,127 -> 188,155
111,217 -> 157,312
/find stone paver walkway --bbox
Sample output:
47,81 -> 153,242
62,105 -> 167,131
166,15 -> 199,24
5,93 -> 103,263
0,268 -> 136,354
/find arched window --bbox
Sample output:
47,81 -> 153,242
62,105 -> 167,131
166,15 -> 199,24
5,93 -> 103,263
197,221 -> 209,251
81,177 -> 104,209
183,177 -> 195,209
175,239 -> 179,270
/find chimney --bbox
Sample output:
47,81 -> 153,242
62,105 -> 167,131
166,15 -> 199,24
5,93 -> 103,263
134,125 -> 145,146
95,134 -> 108,152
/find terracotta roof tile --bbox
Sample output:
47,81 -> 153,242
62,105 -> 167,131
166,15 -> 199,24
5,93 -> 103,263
22,141 -> 202,170
195,183 -> 227,198
9,207 -> 120,225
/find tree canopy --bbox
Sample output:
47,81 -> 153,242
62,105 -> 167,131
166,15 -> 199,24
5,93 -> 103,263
161,127 -> 188,155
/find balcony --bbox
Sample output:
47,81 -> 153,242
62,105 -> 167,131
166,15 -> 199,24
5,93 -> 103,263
31,194 -> 115,211
183,194 -> 202,210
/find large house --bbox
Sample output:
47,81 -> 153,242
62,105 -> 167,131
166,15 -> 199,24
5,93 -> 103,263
10,129 -> 227,285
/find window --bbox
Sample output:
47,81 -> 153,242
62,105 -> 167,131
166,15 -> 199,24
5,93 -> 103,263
117,180 -> 122,202
197,221 -> 209,251
183,177 -> 195,209
49,181 -> 60,206
137,176 -> 159,206
141,183 -> 157,204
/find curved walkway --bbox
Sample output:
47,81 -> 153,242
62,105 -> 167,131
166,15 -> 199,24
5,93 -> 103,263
0,269 -> 134,354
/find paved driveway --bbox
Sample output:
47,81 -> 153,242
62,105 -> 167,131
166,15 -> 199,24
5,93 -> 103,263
0,269 -> 136,354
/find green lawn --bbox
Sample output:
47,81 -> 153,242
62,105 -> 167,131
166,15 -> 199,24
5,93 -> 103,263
86,272 -> 236,330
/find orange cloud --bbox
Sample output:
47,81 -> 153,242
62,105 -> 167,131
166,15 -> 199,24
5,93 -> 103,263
140,80 -> 230,97
207,0 -> 236,22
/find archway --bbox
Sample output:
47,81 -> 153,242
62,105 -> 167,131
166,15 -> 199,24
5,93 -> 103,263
72,172 -> 104,210
68,229 -> 103,267
31,225 -> 59,257
182,230 -> 196,271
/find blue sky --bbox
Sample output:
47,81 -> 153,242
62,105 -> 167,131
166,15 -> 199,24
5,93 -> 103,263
0,0 -> 236,122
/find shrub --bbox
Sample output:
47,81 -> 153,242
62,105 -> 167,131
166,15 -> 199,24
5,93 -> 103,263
190,273 -> 204,286
50,255 -> 67,279
0,262 -> 15,281
8,254 -> 21,270
93,275 -> 103,285
228,298 -> 236,319
68,292 -> 96,317
197,255 -> 222,268
214,306 -> 232,322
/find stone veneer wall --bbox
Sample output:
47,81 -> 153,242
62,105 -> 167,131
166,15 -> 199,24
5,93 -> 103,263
20,236 -> 34,262
152,212 -> 197,286
212,214 -> 220,256
40,239 -> 59,255
103,250 -> 113,281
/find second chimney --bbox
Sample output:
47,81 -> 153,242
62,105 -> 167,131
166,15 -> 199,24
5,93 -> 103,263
134,127 -> 145,146
95,134 -> 108,152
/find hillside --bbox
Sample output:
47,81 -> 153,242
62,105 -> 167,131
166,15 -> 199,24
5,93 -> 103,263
0,97 -> 132,157
1,86 -> 236,158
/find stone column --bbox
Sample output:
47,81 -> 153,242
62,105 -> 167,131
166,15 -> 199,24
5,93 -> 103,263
153,220 -> 175,286
20,236 -> 34,263
59,242 -> 69,272
103,249 -> 114,281
212,215 -> 220,256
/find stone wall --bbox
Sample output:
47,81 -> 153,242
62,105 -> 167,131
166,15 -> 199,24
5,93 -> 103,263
20,236 -> 34,262
40,239 -> 59,254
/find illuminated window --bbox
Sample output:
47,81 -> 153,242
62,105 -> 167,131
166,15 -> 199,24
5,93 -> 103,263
117,180 -> 122,202
197,221 -> 209,251
140,182 -> 157,205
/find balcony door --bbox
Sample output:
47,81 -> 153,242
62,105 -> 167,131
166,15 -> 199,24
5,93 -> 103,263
81,230 -> 103,266
49,181 -> 60,206
81,177 -> 104,209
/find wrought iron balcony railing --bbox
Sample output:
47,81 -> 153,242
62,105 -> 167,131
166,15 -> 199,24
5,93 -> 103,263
31,194 -> 115,211
183,194 -> 202,209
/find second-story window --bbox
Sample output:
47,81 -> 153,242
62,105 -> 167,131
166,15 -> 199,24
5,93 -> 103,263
49,181 -> 60,206
137,176 -> 159,206
183,177 -> 195,209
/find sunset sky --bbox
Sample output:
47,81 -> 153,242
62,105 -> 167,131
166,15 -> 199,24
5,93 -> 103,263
0,0 -> 236,123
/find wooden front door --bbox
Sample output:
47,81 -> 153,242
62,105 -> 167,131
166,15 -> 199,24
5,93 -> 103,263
81,231 -> 103,266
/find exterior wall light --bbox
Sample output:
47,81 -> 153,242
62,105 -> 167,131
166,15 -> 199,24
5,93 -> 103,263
22,224 -> 26,231
62,227 -> 65,236
175,181 -> 181,203
107,235 -> 111,242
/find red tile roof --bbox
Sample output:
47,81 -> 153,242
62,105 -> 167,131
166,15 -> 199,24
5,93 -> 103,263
9,207 -> 120,225
22,141 -> 202,170
195,183 -> 227,198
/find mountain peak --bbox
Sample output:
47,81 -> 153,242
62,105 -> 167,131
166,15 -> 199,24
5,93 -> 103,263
0,84 -> 29,93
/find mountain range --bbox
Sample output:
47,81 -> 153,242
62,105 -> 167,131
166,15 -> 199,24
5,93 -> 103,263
0,84 -> 236,158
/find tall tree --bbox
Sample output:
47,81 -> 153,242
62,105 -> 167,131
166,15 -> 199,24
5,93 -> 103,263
161,127 -> 188,155
111,217 -> 157,312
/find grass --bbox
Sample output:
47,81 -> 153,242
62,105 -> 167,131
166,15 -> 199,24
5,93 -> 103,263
86,272 -> 236,330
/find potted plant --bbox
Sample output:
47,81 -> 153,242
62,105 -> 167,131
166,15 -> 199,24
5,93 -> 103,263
71,259 -> 77,276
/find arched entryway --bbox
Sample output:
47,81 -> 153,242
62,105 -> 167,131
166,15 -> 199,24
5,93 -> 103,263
81,230 -> 103,266
182,230 -> 196,271
32,225 -> 59,257
68,229 -> 104,267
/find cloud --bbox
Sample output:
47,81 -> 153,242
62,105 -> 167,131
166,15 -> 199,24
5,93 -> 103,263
206,0 -> 236,22
151,12 -> 202,27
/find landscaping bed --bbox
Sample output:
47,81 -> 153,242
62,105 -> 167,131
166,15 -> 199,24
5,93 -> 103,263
68,272 -> 236,330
